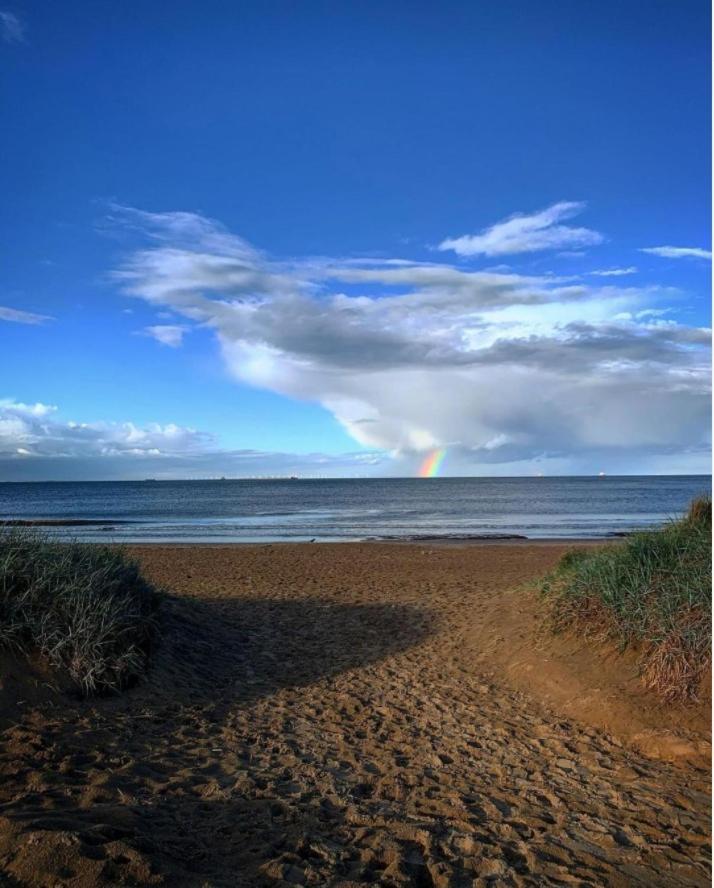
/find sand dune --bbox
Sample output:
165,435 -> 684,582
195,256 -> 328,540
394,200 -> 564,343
0,543 -> 710,886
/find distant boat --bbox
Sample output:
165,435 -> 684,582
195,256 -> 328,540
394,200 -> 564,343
289,475 -> 299,480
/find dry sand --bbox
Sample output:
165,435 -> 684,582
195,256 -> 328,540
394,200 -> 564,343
0,542 -> 710,887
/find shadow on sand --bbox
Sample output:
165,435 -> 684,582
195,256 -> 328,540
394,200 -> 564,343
0,594 -> 437,886
136,592 -> 437,706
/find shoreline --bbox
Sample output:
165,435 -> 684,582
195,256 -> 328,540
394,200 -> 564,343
1,521 -> 626,545
121,537 -> 615,547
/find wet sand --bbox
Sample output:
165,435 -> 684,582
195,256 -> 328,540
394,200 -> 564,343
0,542 -> 710,886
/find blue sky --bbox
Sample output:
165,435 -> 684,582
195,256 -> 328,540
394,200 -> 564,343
0,0 -> 711,479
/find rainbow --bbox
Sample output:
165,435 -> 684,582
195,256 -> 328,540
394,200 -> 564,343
418,448 -> 447,478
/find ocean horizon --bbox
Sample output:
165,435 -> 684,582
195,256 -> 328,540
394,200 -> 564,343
1,474 -> 709,543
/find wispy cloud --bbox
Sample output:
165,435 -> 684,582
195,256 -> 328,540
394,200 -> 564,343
438,201 -> 604,257
140,324 -> 188,347
0,9 -> 25,43
0,305 -> 53,324
588,267 -> 637,277
641,246 -> 712,261
104,205 -> 710,472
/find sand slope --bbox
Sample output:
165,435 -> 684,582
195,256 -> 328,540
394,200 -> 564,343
0,543 -> 710,886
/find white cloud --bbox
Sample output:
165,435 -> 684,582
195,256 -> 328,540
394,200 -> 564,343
0,305 -> 53,324
140,324 -> 188,347
641,246 -> 712,260
0,399 -> 387,480
0,399 -> 57,418
0,10 -> 24,43
0,400 -> 211,460
105,205 -> 711,473
588,267 -> 637,277
438,201 -> 604,257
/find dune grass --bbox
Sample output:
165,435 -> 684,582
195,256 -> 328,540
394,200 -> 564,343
0,530 -> 160,695
541,496 -> 711,701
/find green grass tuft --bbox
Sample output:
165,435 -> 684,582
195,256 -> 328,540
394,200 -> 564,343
0,530 -> 160,695
541,496 -> 711,701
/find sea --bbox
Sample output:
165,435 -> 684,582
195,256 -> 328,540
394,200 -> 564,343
0,476 -> 709,543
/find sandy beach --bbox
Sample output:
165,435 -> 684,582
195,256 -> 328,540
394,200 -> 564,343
0,542 -> 710,886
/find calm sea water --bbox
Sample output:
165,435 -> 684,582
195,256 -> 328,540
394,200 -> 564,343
0,476 -> 709,542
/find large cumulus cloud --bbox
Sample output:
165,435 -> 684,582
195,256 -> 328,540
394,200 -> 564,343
111,205 -> 711,473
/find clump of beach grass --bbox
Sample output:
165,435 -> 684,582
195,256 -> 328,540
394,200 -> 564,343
541,496 -> 712,701
0,529 -> 160,695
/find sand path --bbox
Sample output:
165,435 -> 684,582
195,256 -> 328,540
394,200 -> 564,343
0,543 -> 710,886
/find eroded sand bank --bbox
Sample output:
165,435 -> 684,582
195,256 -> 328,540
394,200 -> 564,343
0,543 -> 710,886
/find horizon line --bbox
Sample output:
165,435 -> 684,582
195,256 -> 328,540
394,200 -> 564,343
0,473 -> 711,484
